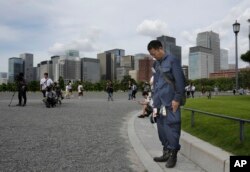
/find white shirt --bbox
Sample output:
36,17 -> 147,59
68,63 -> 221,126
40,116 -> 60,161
66,85 -> 69,92
40,78 -> 53,90
78,85 -> 83,92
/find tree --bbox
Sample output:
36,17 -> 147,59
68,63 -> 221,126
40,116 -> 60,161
58,76 -> 65,90
28,81 -> 40,92
120,75 -> 136,91
241,50 -> 250,63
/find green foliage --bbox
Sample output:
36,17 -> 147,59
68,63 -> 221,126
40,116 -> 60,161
120,75 -> 136,91
0,83 -> 8,91
58,76 -> 65,90
28,81 -> 40,92
182,96 -> 250,155
241,50 -> 250,63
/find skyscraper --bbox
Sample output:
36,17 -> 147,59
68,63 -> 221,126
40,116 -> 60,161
220,49 -> 229,70
0,72 -> 8,84
105,49 -> 125,67
196,31 -> 220,72
20,53 -> 34,82
157,35 -> 182,64
97,52 -> 116,81
8,57 -> 23,83
57,55 -> 81,83
189,46 -> 214,80
81,57 -> 100,83
39,60 -> 53,79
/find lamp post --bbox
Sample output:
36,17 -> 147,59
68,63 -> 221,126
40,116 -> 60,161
233,20 -> 240,91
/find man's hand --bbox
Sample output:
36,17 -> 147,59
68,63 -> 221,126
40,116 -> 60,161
171,100 -> 180,113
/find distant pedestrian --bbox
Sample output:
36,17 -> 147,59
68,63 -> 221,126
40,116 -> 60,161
190,83 -> 195,98
68,80 -> 73,97
207,90 -> 212,99
65,83 -> 70,99
201,86 -> 206,96
106,80 -> 114,101
40,72 -> 53,98
233,89 -> 236,95
128,80 -> 132,100
131,83 -> 137,100
16,73 -> 27,106
78,83 -> 84,99
185,84 -> 191,98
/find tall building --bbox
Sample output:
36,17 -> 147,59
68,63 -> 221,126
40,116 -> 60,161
65,50 -> 80,57
116,55 -> 135,81
97,52 -> 116,80
189,46 -> 214,80
57,55 -> 81,83
196,31 -> 220,71
20,53 -> 34,82
81,58 -> 100,83
138,57 -> 154,82
134,53 -> 150,70
120,55 -> 134,68
105,49 -> 125,67
0,72 -> 8,84
157,35 -> 182,65
8,57 -> 23,83
39,60 -> 53,79
36,64 -> 40,81
220,49 -> 229,70
104,49 -> 125,80
51,55 -> 60,81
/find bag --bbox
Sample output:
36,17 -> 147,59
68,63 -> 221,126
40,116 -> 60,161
154,61 -> 186,106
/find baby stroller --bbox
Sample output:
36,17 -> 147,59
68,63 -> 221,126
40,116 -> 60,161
45,86 -> 57,108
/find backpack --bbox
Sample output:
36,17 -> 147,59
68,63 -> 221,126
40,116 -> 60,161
153,61 -> 186,106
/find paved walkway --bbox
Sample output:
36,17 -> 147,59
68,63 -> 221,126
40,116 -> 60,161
128,111 -> 205,172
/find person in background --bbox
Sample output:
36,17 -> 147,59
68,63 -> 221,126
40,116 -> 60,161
106,80 -> 114,101
131,83 -> 137,100
40,72 -> 53,98
128,80 -> 132,100
137,91 -> 152,118
78,82 -> 84,99
16,73 -> 27,106
190,83 -> 195,98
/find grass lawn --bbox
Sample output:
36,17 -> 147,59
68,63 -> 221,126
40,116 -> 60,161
181,95 -> 250,155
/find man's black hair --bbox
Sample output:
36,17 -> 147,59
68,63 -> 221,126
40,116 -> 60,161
44,72 -> 48,76
147,40 -> 163,50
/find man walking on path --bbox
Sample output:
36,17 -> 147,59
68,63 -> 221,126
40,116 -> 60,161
148,40 -> 185,168
40,73 -> 53,98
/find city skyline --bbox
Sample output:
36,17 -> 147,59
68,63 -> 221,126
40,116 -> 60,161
0,0 -> 250,72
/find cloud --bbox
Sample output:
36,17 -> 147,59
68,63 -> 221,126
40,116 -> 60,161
136,19 -> 169,38
179,1 -> 250,67
48,27 -> 102,55
0,25 -> 22,42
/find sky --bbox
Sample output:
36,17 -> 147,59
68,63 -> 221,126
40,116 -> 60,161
0,0 -> 250,73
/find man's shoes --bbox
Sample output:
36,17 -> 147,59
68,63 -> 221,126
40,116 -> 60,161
22,104 -> 26,107
137,114 -> 145,118
16,104 -> 21,106
153,149 -> 170,162
165,149 -> 178,168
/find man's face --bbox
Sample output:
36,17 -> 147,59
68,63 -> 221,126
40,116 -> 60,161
44,74 -> 48,79
148,48 -> 164,60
